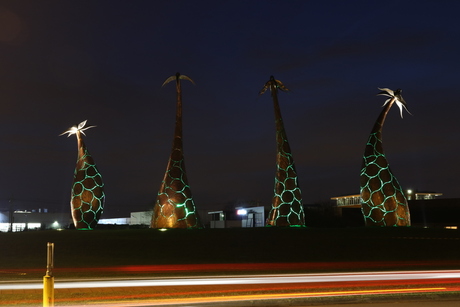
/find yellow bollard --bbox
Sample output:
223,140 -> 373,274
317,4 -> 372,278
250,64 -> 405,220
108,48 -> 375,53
43,242 -> 54,307
43,274 -> 54,307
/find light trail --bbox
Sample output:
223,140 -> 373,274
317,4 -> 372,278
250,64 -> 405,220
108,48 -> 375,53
80,287 -> 451,307
161,287 -> 447,301
4,260 -> 460,275
1,270 -> 460,290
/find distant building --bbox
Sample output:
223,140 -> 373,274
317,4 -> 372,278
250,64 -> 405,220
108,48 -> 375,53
98,211 -> 152,226
130,211 -> 152,225
331,192 -> 443,207
98,217 -> 130,225
330,192 -> 460,228
407,191 -> 443,200
331,194 -> 361,208
0,210 -> 71,232
331,190 -> 442,208
208,206 -> 265,228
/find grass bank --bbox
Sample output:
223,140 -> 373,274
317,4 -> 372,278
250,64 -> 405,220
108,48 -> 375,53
1,227 -> 459,277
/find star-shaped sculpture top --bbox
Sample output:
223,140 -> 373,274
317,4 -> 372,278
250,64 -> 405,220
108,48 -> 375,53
162,72 -> 195,87
259,76 -> 289,96
377,87 -> 412,118
60,120 -> 96,137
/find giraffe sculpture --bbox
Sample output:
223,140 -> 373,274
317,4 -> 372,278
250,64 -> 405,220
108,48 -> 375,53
260,76 -> 305,227
151,72 -> 201,229
360,88 -> 411,226
61,120 -> 105,230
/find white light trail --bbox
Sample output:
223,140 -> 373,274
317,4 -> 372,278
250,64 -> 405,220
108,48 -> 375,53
1,270 -> 460,290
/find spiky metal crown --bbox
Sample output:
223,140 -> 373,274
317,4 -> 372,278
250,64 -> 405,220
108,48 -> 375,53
60,120 -> 96,137
377,87 -> 412,118
259,76 -> 289,95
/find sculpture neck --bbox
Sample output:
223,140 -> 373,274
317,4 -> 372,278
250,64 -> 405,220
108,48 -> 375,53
174,80 -> 183,145
76,131 -> 86,158
371,101 -> 393,136
271,86 -> 283,129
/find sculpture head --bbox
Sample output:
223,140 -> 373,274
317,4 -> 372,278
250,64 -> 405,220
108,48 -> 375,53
60,120 -> 95,137
377,87 -> 412,118
259,76 -> 289,95
162,72 -> 195,87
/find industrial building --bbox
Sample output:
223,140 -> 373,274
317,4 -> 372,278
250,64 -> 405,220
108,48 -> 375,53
331,192 -> 460,228
0,209 -> 70,232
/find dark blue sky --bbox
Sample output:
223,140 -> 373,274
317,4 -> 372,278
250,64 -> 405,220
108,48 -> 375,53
0,0 -> 459,217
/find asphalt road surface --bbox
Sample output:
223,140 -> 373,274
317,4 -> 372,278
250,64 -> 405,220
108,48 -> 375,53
2,270 -> 460,306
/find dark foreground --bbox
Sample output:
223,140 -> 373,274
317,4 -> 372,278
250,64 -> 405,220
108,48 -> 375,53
1,227 -> 460,306
1,227 -> 460,275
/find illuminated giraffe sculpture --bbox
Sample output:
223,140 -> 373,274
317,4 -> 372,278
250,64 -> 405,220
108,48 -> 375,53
360,88 -> 411,226
61,120 -> 105,230
151,72 -> 201,229
260,76 -> 305,227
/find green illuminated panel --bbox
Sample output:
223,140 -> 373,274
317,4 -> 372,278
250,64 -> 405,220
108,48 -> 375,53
71,137 -> 105,230
152,148 -> 200,228
360,132 -> 409,226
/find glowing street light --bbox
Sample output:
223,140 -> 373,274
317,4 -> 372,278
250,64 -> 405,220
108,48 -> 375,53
237,209 -> 247,215
407,189 -> 413,200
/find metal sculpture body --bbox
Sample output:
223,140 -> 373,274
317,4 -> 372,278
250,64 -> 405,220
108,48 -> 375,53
151,72 -> 201,229
260,76 -> 305,227
360,88 -> 411,226
61,120 -> 105,230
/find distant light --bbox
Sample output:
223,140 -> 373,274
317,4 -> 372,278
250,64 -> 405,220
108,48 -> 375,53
158,228 -> 168,232
445,226 -> 458,230
237,209 -> 247,215
407,190 -> 413,194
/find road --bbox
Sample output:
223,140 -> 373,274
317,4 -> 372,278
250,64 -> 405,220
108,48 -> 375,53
2,270 -> 460,306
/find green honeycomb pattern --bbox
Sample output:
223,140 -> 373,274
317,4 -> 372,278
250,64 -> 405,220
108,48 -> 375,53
71,137 -> 105,230
262,76 -> 305,227
151,73 -> 200,229
360,103 -> 410,226
152,146 -> 200,228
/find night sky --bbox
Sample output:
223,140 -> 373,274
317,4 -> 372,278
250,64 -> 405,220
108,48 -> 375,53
1,0 -> 459,218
